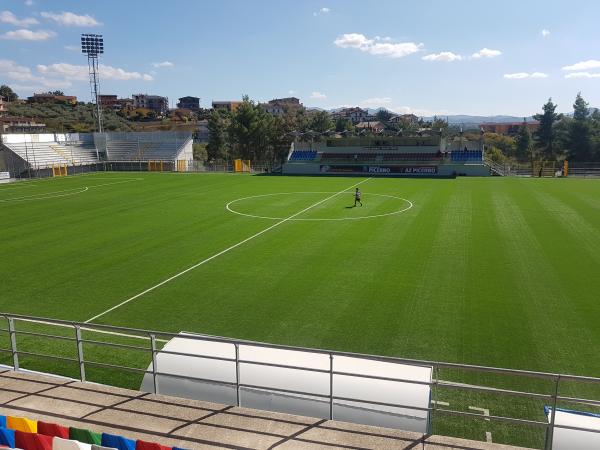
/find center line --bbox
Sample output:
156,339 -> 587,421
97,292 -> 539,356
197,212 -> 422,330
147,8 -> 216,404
85,178 -> 371,323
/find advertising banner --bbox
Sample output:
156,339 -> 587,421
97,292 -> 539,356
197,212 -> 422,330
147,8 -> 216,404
320,165 -> 438,175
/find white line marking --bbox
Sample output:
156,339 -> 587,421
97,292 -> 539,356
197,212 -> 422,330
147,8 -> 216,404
85,178 -> 143,189
469,406 -> 492,443
431,400 -> 449,406
0,178 -> 142,203
0,172 -> 101,190
468,406 -> 490,421
0,186 -> 89,202
226,192 -> 413,221
85,178 -> 371,323
14,317 -> 169,343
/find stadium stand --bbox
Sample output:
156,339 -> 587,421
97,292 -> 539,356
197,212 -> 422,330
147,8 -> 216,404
0,132 -> 193,177
0,413 -> 189,450
0,370 -> 524,449
283,136 -> 490,176
103,132 -> 192,162
320,152 -> 378,162
288,150 -> 317,161
450,150 -> 483,162
104,141 -> 139,161
1,142 -> 71,169
50,143 -> 99,165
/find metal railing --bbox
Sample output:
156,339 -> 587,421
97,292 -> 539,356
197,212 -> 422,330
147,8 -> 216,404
0,313 -> 599,449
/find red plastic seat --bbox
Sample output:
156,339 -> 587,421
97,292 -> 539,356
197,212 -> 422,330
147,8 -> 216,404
135,440 -> 171,450
15,431 -> 52,450
37,422 -> 69,439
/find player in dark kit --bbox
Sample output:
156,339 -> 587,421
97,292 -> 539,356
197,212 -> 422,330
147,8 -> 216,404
354,188 -> 362,207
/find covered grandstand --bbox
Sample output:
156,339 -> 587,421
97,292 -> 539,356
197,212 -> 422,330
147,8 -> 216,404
0,132 -> 193,179
283,136 -> 489,177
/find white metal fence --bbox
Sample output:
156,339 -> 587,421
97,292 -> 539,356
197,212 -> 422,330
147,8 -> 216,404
0,313 -> 599,449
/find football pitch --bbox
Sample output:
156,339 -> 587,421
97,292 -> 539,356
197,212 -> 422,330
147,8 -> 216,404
2,172 -> 600,374
1,172 -> 600,445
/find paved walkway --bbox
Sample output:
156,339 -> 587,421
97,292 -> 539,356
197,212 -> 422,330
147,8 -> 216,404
0,369 -> 529,450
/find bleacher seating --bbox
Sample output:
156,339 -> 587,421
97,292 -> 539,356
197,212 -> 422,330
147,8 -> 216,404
451,150 -> 483,162
105,141 -> 139,161
1,142 -> 70,169
0,414 -> 188,450
382,152 -> 441,162
1,142 -> 99,168
105,141 -> 187,161
320,152 -> 441,162
50,143 -> 99,165
288,150 -> 317,161
320,153 -> 377,162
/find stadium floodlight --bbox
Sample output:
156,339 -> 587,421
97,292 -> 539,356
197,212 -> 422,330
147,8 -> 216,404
81,33 -> 104,136
81,34 -> 104,56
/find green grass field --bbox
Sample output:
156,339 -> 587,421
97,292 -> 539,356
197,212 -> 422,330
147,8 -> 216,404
1,172 -> 600,447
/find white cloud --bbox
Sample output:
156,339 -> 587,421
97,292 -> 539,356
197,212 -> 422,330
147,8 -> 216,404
471,48 -> 502,59
151,61 -> 174,68
504,72 -> 548,79
288,90 -> 296,95
0,59 -> 35,81
541,29 -> 551,37
41,11 -> 101,27
360,97 -> 392,107
313,7 -> 330,16
37,62 -> 154,81
0,59 -> 72,90
564,72 -> 600,79
334,33 -> 423,59
562,59 -> 600,71
422,51 -> 462,62
310,91 -> 327,99
0,10 -> 38,26
25,0 -> 34,5
1,29 -> 55,41
64,45 -> 79,52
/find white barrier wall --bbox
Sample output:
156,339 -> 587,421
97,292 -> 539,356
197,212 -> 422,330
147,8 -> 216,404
546,408 -> 600,449
141,334 -> 432,433
0,133 -> 91,144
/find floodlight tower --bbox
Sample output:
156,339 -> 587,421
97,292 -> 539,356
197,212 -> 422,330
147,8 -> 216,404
81,34 -> 104,133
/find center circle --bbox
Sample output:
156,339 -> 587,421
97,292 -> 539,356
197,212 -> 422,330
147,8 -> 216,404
225,192 -> 413,221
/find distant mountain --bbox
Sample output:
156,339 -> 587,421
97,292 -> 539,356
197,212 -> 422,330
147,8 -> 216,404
424,115 -> 535,124
307,105 -> 599,125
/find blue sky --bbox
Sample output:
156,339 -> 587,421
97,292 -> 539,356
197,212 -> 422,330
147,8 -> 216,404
1,0 -> 599,116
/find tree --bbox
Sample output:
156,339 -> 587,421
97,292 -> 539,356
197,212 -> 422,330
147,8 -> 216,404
431,116 -> 449,135
335,117 -> 353,133
308,110 -> 333,133
533,98 -> 560,160
0,85 -> 18,101
591,109 -> 600,161
483,133 -> 516,157
375,109 -> 392,123
228,96 -> 270,160
568,92 -> 593,161
193,143 -> 208,162
49,90 -> 64,96
515,120 -> 533,161
206,109 -> 230,160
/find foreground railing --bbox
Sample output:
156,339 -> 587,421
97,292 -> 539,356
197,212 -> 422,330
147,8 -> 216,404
0,313 -> 598,449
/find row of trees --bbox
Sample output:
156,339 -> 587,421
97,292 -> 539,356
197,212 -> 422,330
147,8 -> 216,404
205,98 -> 451,164
486,93 -> 600,163
206,96 -> 338,164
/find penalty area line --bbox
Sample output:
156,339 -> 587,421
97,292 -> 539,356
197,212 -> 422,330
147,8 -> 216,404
84,178 -> 371,323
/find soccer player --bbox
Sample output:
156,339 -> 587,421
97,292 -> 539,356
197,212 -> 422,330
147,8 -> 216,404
354,188 -> 362,207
